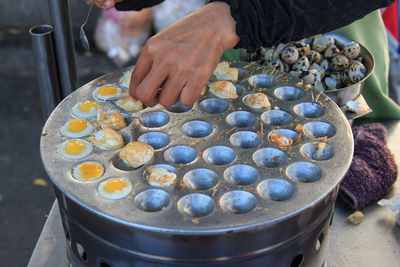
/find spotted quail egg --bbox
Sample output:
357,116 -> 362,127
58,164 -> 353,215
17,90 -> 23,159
348,61 -> 367,83
312,35 -> 328,52
326,36 -> 335,46
293,41 -> 310,57
292,56 -> 310,71
267,59 -> 285,72
331,54 -> 350,71
343,41 -> 361,59
307,50 -> 322,64
310,63 -> 325,79
299,70 -> 319,85
281,46 -> 299,64
323,44 -> 340,59
340,71 -> 353,87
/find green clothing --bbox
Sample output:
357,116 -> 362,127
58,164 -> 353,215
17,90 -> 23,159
334,10 -> 400,119
222,10 -> 400,119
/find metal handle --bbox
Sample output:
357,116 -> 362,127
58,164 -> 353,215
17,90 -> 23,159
29,25 -> 61,120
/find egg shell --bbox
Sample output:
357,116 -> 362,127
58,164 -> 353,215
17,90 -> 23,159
209,81 -> 238,99
243,93 -> 271,109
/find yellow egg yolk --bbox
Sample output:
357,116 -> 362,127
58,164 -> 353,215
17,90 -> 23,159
68,119 -> 88,132
104,179 -> 126,193
65,140 -> 85,155
98,86 -> 117,96
79,101 -> 99,112
78,162 -> 103,179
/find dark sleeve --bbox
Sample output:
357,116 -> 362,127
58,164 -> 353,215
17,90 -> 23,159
115,0 -> 164,11
209,0 -> 394,52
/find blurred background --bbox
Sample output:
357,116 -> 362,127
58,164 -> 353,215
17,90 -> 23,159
2,1 -> 400,266
0,1 -> 206,266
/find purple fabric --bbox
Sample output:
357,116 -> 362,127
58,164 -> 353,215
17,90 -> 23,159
339,123 -> 398,209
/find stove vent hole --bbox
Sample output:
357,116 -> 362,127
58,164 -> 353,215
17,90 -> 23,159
315,230 -> 325,252
290,253 -> 304,267
76,242 -> 88,262
99,262 -> 111,267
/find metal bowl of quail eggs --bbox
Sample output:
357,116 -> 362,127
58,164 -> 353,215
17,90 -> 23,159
242,32 -> 374,107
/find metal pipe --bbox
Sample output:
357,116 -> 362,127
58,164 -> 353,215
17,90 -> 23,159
48,0 -> 79,98
29,25 -> 62,120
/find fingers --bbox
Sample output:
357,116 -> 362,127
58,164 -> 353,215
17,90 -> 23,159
130,63 -> 168,107
158,75 -> 185,107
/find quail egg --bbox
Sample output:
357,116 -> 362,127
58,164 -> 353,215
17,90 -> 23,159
119,141 -> 154,168
243,93 -> 271,109
92,84 -> 123,101
307,50 -> 322,64
60,119 -> 94,138
343,41 -> 361,59
72,101 -> 99,118
89,128 -> 124,150
115,97 -> 144,112
57,139 -> 93,159
331,54 -> 350,71
312,35 -> 328,52
348,61 -> 367,83
145,166 -> 177,187
98,177 -> 132,200
97,110 -> 128,130
281,46 -> 299,64
72,161 -> 104,181
209,80 -> 238,99
323,44 -> 340,59
213,61 -> 239,82
292,56 -> 310,71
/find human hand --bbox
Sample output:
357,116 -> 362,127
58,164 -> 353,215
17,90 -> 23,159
129,2 -> 239,107
84,0 -> 122,10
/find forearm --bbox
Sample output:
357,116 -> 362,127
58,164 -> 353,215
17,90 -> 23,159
211,0 -> 394,51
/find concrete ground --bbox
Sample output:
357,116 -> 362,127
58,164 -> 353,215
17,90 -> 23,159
0,23 -> 120,266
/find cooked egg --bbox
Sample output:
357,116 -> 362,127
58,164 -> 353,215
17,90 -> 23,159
97,110 -> 127,130
92,84 -> 122,101
60,119 -> 94,138
209,81 -> 238,99
57,139 -> 93,159
89,128 -> 124,150
213,61 -> 238,82
120,141 -> 154,168
72,161 -> 104,181
115,97 -> 144,112
98,177 -> 132,200
145,166 -> 177,187
119,70 -> 132,88
72,101 -> 99,118
243,93 -> 271,109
